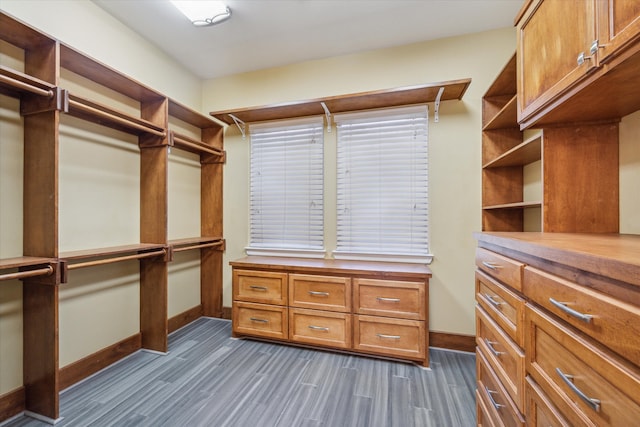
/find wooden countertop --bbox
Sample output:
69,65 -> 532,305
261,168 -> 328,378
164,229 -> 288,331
475,232 -> 640,287
229,256 -> 432,279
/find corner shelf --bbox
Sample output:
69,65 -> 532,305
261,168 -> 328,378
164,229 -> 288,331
481,53 -> 542,232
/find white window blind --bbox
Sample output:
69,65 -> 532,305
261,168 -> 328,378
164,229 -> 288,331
334,105 -> 431,263
248,117 -> 324,257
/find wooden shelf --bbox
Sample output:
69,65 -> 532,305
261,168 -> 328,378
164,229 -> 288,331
483,201 -> 542,210
482,95 -> 517,130
484,54 -> 517,98
65,93 -> 166,138
210,79 -> 471,124
60,243 -> 166,261
0,257 -> 56,282
169,99 -> 221,129
0,256 -> 55,270
483,133 -> 542,168
60,44 -> 163,103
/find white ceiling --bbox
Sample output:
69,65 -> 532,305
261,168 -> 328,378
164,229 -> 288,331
93,0 -> 522,80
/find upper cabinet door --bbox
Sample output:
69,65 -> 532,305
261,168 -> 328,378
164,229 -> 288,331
596,0 -> 640,63
517,0 -> 598,123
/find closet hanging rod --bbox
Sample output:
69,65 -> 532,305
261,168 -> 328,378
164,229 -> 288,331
172,241 -> 224,253
0,265 -> 54,282
171,133 -> 223,156
66,249 -> 166,271
0,73 -> 54,98
68,98 -> 167,138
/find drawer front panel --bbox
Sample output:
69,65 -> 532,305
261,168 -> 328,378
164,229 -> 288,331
476,388 -> 498,427
525,376 -> 570,427
289,308 -> 351,349
476,247 -> 524,291
524,266 -> 640,365
476,270 -> 525,347
476,306 -> 525,412
354,315 -> 425,360
233,301 -> 288,340
526,305 -> 640,427
233,269 -> 287,305
477,350 -> 526,427
289,274 -> 351,312
354,278 -> 425,320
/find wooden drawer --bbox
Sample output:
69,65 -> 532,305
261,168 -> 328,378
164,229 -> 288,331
477,349 -> 525,427
476,388 -> 498,427
353,315 -> 425,360
232,301 -> 288,340
288,274 -> 351,313
353,278 -> 425,320
233,269 -> 287,305
476,306 -> 525,413
526,305 -> 640,427
289,308 -> 351,349
476,270 -> 525,347
476,248 -> 524,292
524,266 -> 640,365
525,376 -> 570,427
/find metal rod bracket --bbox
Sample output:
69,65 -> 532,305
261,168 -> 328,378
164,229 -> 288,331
229,114 -> 246,139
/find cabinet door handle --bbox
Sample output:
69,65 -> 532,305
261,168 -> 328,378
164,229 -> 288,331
376,333 -> 401,340
555,368 -> 601,412
484,293 -> 503,307
481,261 -> 500,270
484,338 -> 504,357
308,325 -> 329,332
549,298 -> 593,323
249,285 -> 268,292
485,387 -> 504,410
308,291 -> 329,297
376,297 -> 401,303
249,317 -> 268,323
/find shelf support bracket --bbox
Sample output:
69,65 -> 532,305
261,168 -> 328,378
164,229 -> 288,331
320,102 -> 331,132
229,114 -> 246,139
434,86 -> 445,123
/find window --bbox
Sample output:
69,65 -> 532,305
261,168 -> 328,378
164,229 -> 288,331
247,117 -> 324,257
334,105 -> 431,263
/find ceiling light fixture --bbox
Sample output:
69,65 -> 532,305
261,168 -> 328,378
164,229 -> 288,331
170,0 -> 232,27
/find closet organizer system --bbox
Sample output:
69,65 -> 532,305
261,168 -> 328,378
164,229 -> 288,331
0,12 -> 224,422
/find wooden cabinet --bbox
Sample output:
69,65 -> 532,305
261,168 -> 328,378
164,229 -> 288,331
230,257 -> 431,367
475,232 -> 640,427
482,54 -> 620,234
515,0 -> 640,128
0,11 -> 225,422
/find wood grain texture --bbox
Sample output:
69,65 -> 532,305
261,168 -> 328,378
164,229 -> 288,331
0,388 -> 25,422
140,259 -> 168,352
168,305 -> 203,334
59,334 -> 141,391
429,331 -> 477,353
4,318 -> 476,427
543,123 -> 619,233
22,280 -> 59,420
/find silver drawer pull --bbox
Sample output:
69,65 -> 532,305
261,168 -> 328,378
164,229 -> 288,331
482,261 -> 500,270
555,368 -> 601,412
249,317 -> 268,323
308,291 -> 329,297
249,285 -> 268,292
484,338 -> 504,357
376,333 -> 401,340
549,298 -> 593,323
484,293 -> 503,307
308,325 -> 329,332
485,387 -> 504,410
376,297 -> 401,303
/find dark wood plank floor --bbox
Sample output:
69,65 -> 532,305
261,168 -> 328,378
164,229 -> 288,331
3,318 -> 476,426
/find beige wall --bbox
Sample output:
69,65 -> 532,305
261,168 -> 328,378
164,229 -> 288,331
204,27 -> 519,337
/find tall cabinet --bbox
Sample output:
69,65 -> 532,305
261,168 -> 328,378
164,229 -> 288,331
0,12 -> 224,422
477,1 -> 640,426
